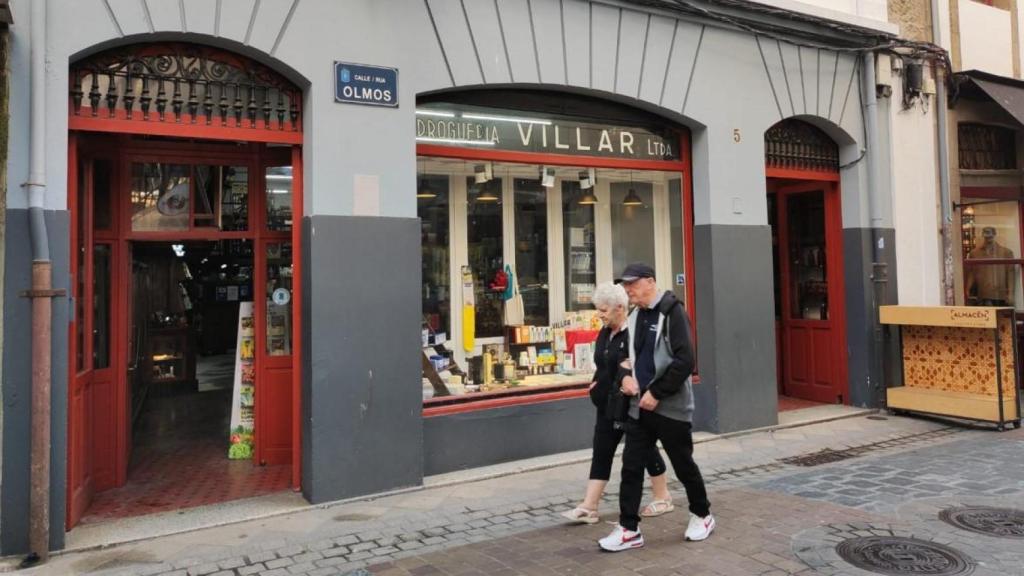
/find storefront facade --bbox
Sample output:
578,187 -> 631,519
2,0 -> 901,554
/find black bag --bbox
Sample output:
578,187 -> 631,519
605,386 -> 630,423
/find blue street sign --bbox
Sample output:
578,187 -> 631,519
334,62 -> 398,108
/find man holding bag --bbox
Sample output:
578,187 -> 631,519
598,263 -> 714,552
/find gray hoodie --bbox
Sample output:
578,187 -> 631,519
625,291 -> 696,422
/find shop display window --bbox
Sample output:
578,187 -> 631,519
131,163 -> 191,231
416,158 -> 689,407
962,200 -> 1023,308
611,181 -> 655,276
563,181 -> 596,311
514,179 -> 549,326
93,244 -> 111,369
92,159 -> 113,231
419,175 -> 451,336
467,177 -> 505,338
265,166 -> 293,232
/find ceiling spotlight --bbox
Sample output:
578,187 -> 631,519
578,168 -> 596,190
474,162 -> 493,184
540,166 -> 556,188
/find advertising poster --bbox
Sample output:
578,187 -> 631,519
229,302 -> 256,459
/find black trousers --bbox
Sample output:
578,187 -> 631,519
589,410 -> 666,481
619,410 -> 710,531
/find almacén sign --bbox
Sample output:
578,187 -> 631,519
415,105 -> 678,161
334,62 -> 398,107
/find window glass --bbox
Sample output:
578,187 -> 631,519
786,191 -> 828,320
562,181 -> 596,311
76,159 -> 87,372
265,166 -> 293,232
514,178 -> 549,326
265,241 -> 293,356
195,166 -> 249,231
611,181 -> 655,275
467,177 -> 504,338
963,200 -> 1021,308
131,163 -> 191,232
668,178 -> 686,307
93,160 -> 113,231
418,173 -> 451,337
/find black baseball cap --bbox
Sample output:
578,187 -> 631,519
616,262 -> 655,284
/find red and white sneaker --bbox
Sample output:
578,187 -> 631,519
685,513 -> 716,541
598,524 -> 644,552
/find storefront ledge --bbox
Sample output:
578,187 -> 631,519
423,387 -> 589,417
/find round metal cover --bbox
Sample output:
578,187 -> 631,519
939,506 -> 1024,539
835,536 -> 975,575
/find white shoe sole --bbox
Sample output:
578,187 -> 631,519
598,539 -> 644,552
685,524 -> 715,541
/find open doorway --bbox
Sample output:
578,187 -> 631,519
81,240 -> 289,524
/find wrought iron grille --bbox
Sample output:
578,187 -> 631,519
958,123 -> 1016,170
69,43 -> 301,131
765,120 -> 839,172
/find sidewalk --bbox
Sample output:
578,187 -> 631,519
19,407 -> 1013,575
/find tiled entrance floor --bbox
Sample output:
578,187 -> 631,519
778,394 -> 827,412
81,388 -> 289,524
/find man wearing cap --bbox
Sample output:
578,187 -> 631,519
966,226 -> 1015,306
598,263 -> 714,552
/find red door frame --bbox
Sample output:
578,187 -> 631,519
67,134 -> 304,528
417,132 -> 697,416
767,169 -> 849,405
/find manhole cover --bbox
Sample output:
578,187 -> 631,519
835,536 -> 975,575
782,448 -> 859,467
939,506 -> 1024,538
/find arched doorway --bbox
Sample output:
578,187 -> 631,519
66,43 -> 303,528
765,120 -> 849,407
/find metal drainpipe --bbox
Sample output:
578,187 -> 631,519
862,51 -> 889,403
931,0 -> 954,304
24,0 -> 55,565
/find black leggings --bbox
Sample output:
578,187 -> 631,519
589,410 -> 667,480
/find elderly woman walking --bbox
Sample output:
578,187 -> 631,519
562,282 -> 674,524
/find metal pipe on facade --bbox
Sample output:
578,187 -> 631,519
862,51 -> 889,402
931,0 -> 954,305
26,0 -> 52,564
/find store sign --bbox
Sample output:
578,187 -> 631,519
415,107 -> 679,161
335,62 -> 398,108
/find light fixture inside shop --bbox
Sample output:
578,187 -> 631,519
461,112 -> 551,125
578,190 -> 598,205
622,171 -> 643,206
417,179 -> 437,199
415,109 -> 456,118
475,184 -> 500,202
622,188 -> 643,206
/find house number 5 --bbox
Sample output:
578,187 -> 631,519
733,129 -> 742,143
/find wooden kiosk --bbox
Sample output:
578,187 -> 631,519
880,306 -> 1022,430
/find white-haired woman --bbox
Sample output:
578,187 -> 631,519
562,282 -> 674,523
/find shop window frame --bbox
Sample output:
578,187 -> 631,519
961,188 -> 1024,307
417,132 -> 696,417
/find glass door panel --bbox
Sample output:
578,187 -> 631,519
466,177 -> 504,338
265,241 -> 293,357
786,191 -> 828,321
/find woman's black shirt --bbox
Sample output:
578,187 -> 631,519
589,325 -> 629,411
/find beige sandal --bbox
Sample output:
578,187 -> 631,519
641,499 -> 675,517
561,506 -> 599,524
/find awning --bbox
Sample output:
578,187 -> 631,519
0,0 -> 11,27
957,70 -> 1024,128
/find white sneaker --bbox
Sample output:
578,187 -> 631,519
598,524 -> 644,552
685,513 -> 715,541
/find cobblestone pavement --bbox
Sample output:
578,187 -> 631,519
22,415 -> 1024,576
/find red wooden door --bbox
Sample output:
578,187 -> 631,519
255,151 -> 295,466
776,183 -> 847,404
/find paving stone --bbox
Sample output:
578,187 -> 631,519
265,558 -> 294,570
248,552 -> 277,565
238,565 -> 265,576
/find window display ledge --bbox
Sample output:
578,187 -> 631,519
423,383 -> 590,417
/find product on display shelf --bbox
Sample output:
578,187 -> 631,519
228,302 -> 256,460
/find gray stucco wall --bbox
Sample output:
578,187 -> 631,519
1,210 -> 68,554
301,215 -> 423,504
693,224 -> 779,433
